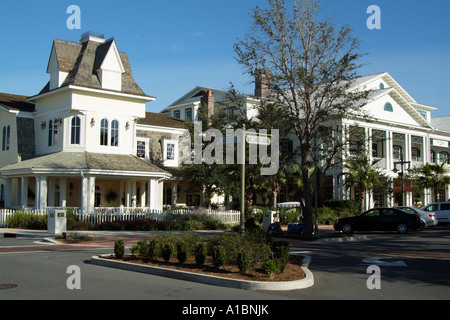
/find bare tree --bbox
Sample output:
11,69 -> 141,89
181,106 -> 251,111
234,0 -> 370,235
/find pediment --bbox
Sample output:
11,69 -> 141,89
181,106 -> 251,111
363,89 -> 432,129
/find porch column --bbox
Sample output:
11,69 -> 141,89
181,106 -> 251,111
21,177 -> 28,208
125,180 -> 132,207
4,178 -> 12,208
87,176 -> 96,213
172,182 -> 178,207
36,176 -> 47,210
80,175 -> 87,214
148,179 -> 163,211
59,178 -> 67,207
48,178 -> 55,207
386,131 -> 392,171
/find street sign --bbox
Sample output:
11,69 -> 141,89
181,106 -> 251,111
246,134 -> 271,145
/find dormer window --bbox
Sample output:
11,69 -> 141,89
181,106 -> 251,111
96,41 -> 125,91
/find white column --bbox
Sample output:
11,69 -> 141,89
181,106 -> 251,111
125,180 -> 132,207
172,182 -> 178,207
36,176 -> 48,210
80,175 -> 87,214
21,177 -> 28,208
59,178 -> 67,207
4,178 -> 12,209
87,176 -> 96,213
48,178 -> 55,207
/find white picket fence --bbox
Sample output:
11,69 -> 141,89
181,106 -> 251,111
0,208 -> 241,227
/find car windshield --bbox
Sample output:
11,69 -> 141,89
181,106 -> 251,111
398,207 -> 414,214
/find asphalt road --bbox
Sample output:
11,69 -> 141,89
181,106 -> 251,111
0,227 -> 449,302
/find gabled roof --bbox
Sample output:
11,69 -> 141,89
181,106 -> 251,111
37,37 -> 152,99
350,72 -> 435,129
0,92 -> 35,113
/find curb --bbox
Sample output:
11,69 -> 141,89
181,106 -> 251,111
90,254 -> 314,291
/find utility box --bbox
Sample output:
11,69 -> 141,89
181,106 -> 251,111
262,211 -> 277,231
48,210 -> 67,235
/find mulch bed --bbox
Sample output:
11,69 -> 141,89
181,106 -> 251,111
102,254 -> 305,282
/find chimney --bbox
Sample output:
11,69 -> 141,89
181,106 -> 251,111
80,31 -> 106,44
254,69 -> 271,99
201,90 -> 215,118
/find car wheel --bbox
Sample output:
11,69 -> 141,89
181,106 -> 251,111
342,223 -> 353,234
397,223 -> 408,234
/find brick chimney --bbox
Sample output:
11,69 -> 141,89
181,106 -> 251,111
201,90 -> 215,118
254,69 -> 271,99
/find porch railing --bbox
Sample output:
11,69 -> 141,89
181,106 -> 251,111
0,207 -> 241,227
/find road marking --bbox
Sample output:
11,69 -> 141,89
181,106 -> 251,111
361,257 -> 407,267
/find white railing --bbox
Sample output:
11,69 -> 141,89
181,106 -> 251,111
0,207 -> 241,227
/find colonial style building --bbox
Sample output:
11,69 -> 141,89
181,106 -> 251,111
160,72 -> 450,210
0,32 -> 188,212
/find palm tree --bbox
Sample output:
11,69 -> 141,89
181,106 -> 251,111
341,154 -> 388,212
412,162 -> 450,202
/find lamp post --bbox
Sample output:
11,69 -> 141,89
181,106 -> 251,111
392,145 -> 410,206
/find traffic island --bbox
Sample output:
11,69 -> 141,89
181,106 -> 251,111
90,253 -> 314,291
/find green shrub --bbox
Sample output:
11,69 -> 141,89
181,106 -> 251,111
176,241 -> 190,264
137,240 -> 149,256
262,259 -> 279,278
114,239 -> 125,258
130,243 -> 140,257
147,238 -> 160,259
6,211 -> 47,230
194,242 -> 207,267
237,252 -> 250,274
272,241 -> 289,273
161,242 -> 175,261
212,245 -> 227,269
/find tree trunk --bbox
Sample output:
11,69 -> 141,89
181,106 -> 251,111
301,166 -> 314,236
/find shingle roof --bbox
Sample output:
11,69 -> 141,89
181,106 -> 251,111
137,112 -> 187,129
0,152 -> 170,176
0,92 -> 35,112
431,116 -> 450,132
39,38 -> 152,98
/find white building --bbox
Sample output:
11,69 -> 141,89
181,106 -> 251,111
0,32 -> 186,213
162,72 -> 450,209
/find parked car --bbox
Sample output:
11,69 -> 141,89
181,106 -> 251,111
422,202 -> 450,224
334,208 -> 421,234
395,206 -> 438,230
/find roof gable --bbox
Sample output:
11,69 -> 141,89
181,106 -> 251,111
38,37 -> 151,98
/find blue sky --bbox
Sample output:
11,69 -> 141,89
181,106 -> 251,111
0,0 -> 449,117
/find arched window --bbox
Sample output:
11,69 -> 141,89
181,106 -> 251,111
379,82 -> 385,89
100,119 -> 109,146
71,116 -> 81,145
111,120 -> 119,147
384,102 -> 393,112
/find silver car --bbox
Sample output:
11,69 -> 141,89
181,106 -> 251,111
395,206 -> 438,230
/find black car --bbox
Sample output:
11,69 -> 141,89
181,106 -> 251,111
334,208 -> 421,234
